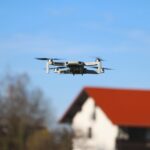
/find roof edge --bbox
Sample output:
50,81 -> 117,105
84,86 -> 150,92
59,88 -> 89,124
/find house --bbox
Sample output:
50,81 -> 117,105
59,87 -> 150,150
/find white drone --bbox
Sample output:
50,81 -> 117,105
36,57 -> 111,75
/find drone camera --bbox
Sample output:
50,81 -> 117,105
101,68 -> 104,73
65,62 -> 68,65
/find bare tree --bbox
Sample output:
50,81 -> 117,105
0,73 -> 73,150
0,73 -> 51,150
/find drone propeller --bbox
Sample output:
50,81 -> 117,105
96,57 -> 104,62
103,67 -> 112,70
90,57 -> 104,62
35,58 -> 62,61
36,58 -> 49,60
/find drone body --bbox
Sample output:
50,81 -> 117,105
36,57 -> 111,75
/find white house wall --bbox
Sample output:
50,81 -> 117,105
72,97 -> 118,150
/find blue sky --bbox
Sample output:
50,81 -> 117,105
0,0 -> 150,118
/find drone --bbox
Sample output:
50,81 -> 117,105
36,57 -> 111,75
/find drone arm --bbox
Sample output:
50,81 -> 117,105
84,62 -> 98,66
85,69 -> 98,74
52,62 -> 65,66
46,62 -> 49,74
97,61 -> 103,74
54,69 -> 70,74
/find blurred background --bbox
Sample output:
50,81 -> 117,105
0,0 -> 150,149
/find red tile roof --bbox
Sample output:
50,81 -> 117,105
60,87 -> 150,127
